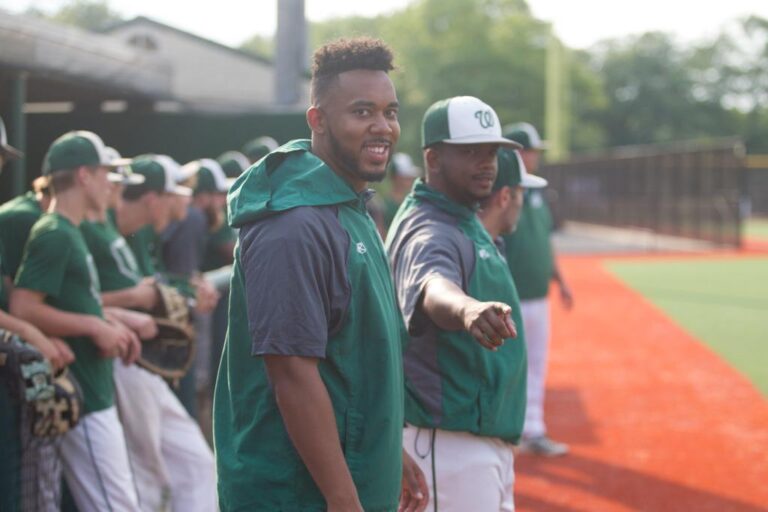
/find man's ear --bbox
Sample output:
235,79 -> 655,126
493,186 -> 510,210
424,147 -> 440,174
76,165 -> 92,185
307,106 -> 326,135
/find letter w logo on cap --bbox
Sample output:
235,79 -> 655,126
475,110 -> 495,129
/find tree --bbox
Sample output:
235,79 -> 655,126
304,0 -> 606,158
25,0 -> 124,32
239,34 -> 275,59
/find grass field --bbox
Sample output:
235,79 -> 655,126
605,256 -> 768,396
745,217 -> 768,241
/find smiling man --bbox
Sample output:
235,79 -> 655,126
214,38 -> 427,512
385,96 -> 529,511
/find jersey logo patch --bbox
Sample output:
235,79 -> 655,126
356,242 -> 367,255
478,248 -> 491,260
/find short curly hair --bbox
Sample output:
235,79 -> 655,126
311,37 -> 395,104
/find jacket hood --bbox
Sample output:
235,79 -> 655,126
227,139 -> 360,228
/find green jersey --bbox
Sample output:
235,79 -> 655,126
81,218 -> 142,292
126,224 -> 159,279
15,213 -> 112,414
502,189 -> 554,300
0,191 -> 43,281
215,140 -> 405,511
386,180 -> 527,442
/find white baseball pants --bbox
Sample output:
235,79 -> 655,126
114,362 -> 216,512
59,406 -> 140,512
521,297 -> 551,438
403,425 -> 515,512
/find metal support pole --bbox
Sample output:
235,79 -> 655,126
9,72 -> 28,196
275,0 -> 306,106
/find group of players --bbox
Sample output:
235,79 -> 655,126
1,35 -> 572,512
0,117 -> 278,511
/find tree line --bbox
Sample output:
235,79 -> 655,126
27,0 -> 768,157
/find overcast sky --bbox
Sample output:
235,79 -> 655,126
4,0 -> 768,49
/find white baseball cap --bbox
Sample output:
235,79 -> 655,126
422,96 -> 522,149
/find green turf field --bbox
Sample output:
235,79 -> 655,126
606,257 -> 768,396
745,217 -> 768,241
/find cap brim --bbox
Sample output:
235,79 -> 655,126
107,171 -> 145,185
1,144 -> 24,159
107,172 -> 125,183
521,174 -> 548,188
169,184 -> 193,197
105,157 -> 134,167
443,135 -> 523,150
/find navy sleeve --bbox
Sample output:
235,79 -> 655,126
393,222 -> 468,332
239,207 -> 350,358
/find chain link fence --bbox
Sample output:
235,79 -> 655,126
540,138 -> 747,247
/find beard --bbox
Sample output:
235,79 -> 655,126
327,126 -> 388,184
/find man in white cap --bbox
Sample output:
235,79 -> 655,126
503,122 -> 574,457
386,96 -> 527,511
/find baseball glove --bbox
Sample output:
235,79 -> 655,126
0,329 -> 54,404
152,282 -> 192,325
30,369 -> 84,438
137,317 -> 196,383
0,329 -> 83,437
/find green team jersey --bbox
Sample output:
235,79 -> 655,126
385,180 -> 527,442
81,218 -> 142,293
215,140 -> 405,511
126,224 -> 159,279
15,213 -> 112,414
502,189 -> 554,300
0,191 -> 43,281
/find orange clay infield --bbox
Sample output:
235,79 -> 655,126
514,254 -> 768,512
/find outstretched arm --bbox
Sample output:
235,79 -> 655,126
422,277 -> 517,351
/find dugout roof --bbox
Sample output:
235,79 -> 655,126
0,9 -> 173,104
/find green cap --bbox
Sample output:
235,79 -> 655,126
503,122 -> 548,150
128,155 -> 191,196
0,116 -> 23,159
42,130 -> 132,175
421,96 -> 522,149
494,148 -> 547,191
181,159 -> 232,194
216,151 -> 251,178
241,136 -> 278,162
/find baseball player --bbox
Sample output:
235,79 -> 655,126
503,123 -> 574,457
0,176 -> 52,286
214,37 -> 428,511
81,153 -> 217,512
385,96 -> 526,512
162,159 -> 226,415
0,116 -> 75,512
10,130 -> 142,512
